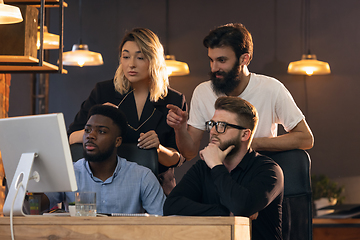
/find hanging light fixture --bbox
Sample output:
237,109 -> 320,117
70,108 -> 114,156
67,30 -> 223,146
164,0 -> 189,77
0,0 -> 23,24
287,0 -> 330,76
288,53 -> 330,76
165,55 -> 189,76
62,0 -> 103,67
37,26 -> 59,50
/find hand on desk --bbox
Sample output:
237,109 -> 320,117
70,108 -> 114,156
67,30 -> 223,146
230,211 -> 258,220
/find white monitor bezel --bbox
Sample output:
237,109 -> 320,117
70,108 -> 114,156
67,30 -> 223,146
0,113 -> 77,215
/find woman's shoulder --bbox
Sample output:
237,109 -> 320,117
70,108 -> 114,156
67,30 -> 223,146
91,79 -> 123,99
94,79 -> 115,90
164,87 -> 185,103
155,87 -> 186,110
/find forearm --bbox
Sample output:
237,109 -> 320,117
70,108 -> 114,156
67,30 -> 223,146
174,125 -> 203,161
157,145 -> 180,167
69,130 -> 84,145
163,195 -> 229,216
252,119 -> 314,152
251,131 -> 313,152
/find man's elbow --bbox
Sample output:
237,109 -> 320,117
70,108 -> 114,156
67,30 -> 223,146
299,132 -> 314,150
163,198 -> 176,216
183,152 -> 198,161
179,146 -> 199,161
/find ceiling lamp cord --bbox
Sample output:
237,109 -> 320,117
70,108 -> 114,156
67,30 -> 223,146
164,0 -> 189,77
287,0 -> 330,76
62,0 -> 103,67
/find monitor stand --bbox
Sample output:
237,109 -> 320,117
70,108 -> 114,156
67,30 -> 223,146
3,153 -> 39,216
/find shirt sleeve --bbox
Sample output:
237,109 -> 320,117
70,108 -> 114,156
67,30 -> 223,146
274,83 -> 305,132
211,162 -> 284,216
163,161 -> 230,216
187,84 -> 208,131
140,170 -> 166,215
45,192 -> 65,210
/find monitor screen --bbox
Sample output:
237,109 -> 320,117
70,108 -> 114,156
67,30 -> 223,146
0,113 -> 77,215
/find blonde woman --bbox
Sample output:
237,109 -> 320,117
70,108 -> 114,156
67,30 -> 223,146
68,28 -> 187,195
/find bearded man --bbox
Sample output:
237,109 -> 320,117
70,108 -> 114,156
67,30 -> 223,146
164,96 -> 284,240
167,23 -> 313,160
43,105 -> 165,215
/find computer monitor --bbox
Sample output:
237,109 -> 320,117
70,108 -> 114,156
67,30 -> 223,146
0,113 -> 77,216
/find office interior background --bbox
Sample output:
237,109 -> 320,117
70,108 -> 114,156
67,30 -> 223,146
7,0 -> 360,202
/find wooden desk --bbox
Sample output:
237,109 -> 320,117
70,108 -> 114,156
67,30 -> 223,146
0,216 -> 250,240
313,218 -> 360,240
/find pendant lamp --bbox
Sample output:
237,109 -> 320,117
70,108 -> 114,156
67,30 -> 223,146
0,0 -> 23,24
288,53 -> 330,76
287,0 -> 330,76
164,0 -> 189,77
62,0 -> 103,67
165,55 -> 189,76
37,26 -> 59,50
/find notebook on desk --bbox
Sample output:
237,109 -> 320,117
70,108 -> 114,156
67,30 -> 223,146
316,204 -> 360,219
111,213 -> 159,217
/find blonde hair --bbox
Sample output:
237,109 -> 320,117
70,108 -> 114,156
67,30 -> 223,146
114,28 -> 169,102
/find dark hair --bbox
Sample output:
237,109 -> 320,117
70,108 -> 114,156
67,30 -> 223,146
88,105 -> 128,137
203,23 -> 253,62
215,96 -> 258,133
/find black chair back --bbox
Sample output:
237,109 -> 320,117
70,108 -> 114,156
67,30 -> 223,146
261,149 -> 312,240
70,143 -> 158,176
117,143 -> 158,176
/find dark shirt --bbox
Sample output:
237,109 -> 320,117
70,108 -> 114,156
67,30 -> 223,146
68,79 -> 187,174
163,149 -> 284,240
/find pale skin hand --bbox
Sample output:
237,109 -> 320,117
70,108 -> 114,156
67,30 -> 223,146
249,212 -> 259,220
166,104 -> 188,131
199,143 -> 234,169
138,130 -> 160,149
230,211 -> 258,220
103,102 -> 118,108
138,128 -> 179,167
167,104 -> 204,160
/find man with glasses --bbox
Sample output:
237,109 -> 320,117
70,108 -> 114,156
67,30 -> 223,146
167,23 -> 313,161
164,96 -> 284,240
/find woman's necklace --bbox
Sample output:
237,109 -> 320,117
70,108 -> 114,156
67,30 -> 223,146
118,89 -> 156,132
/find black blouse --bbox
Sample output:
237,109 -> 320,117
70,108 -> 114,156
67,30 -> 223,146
68,79 -> 187,174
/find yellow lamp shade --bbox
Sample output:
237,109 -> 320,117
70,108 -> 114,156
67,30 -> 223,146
165,55 -> 190,77
288,54 -> 331,76
0,1 -> 23,24
63,44 -> 103,67
37,26 -> 60,50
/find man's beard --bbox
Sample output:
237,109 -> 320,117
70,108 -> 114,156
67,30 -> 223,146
210,60 -> 241,95
213,133 -> 241,159
83,142 -> 116,163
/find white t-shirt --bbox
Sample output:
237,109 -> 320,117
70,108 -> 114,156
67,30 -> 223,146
188,73 -> 304,138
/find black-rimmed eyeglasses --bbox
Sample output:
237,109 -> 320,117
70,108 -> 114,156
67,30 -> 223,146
205,120 -> 247,133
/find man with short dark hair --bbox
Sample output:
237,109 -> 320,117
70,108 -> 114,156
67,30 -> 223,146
164,96 -> 284,240
167,23 -> 313,160
44,105 -> 165,215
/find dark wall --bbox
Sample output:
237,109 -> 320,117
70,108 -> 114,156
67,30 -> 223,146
8,0 -> 360,181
